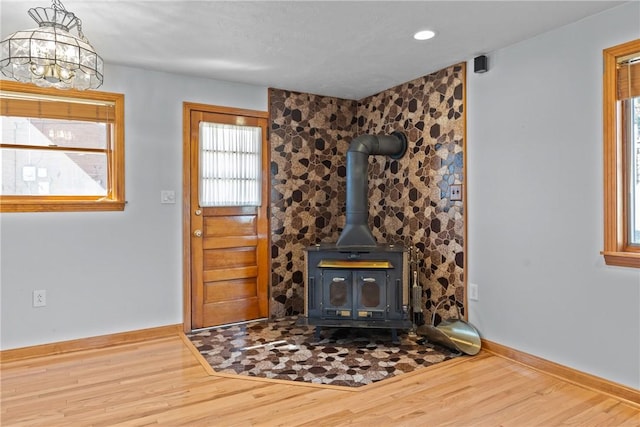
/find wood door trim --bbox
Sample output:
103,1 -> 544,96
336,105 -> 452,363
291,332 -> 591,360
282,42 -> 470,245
182,102 -> 270,332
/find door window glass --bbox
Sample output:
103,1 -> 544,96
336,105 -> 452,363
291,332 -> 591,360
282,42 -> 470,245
199,122 -> 261,207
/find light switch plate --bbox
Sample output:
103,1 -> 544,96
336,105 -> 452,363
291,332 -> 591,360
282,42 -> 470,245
160,190 -> 176,204
450,184 -> 462,201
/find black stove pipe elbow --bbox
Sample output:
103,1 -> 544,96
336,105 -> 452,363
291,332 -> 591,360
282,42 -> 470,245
336,131 -> 407,249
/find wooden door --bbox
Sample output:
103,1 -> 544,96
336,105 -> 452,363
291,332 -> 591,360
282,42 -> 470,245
185,105 -> 269,330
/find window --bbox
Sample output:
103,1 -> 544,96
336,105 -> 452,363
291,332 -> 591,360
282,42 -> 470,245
628,97 -> 640,244
199,122 -> 262,207
0,81 -> 124,212
603,39 -> 640,267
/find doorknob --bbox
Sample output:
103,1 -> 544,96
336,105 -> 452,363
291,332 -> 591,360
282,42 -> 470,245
193,229 -> 203,237
194,209 -> 202,216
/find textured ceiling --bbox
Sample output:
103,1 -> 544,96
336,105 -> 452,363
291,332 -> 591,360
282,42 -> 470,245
0,0 -> 626,99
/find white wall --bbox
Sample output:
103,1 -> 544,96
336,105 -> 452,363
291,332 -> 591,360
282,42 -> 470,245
0,65 -> 267,349
467,2 -> 640,389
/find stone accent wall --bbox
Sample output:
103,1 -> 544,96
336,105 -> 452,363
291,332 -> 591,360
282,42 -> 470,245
358,65 -> 465,320
269,63 -> 465,321
269,91 -> 357,317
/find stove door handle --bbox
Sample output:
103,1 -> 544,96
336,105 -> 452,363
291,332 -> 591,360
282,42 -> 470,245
362,277 -> 376,282
332,277 -> 346,282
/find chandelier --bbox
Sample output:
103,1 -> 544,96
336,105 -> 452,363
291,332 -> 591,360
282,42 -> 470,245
0,0 -> 103,90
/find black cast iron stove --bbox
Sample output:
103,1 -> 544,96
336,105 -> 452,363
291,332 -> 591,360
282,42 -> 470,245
300,132 -> 412,342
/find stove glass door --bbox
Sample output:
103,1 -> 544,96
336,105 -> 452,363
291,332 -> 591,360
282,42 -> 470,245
355,271 -> 387,320
322,270 -> 353,319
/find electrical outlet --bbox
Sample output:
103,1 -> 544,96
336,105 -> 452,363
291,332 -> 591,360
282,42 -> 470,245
469,283 -> 479,301
450,184 -> 462,201
33,290 -> 46,307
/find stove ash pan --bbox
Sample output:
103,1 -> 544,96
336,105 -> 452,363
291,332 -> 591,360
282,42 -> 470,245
302,243 -> 410,332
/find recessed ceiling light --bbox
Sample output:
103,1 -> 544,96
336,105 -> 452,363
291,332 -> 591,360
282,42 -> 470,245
414,30 -> 436,41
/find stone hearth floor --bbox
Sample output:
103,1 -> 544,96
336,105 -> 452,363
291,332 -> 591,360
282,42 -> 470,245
186,316 -> 462,388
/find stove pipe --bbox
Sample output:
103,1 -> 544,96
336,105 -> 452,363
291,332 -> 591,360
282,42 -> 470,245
336,131 -> 407,249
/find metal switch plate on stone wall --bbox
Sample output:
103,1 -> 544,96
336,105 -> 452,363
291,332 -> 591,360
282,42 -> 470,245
450,184 -> 462,201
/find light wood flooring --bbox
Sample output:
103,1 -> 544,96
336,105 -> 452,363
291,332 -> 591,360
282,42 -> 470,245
1,335 -> 639,426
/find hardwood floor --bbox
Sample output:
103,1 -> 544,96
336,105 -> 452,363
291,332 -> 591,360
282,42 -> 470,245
1,335 -> 638,426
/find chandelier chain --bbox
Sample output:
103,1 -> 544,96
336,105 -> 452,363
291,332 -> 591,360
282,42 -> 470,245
52,0 -> 66,12
76,18 -> 86,40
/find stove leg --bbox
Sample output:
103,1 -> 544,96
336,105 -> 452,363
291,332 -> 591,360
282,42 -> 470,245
314,327 -> 321,342
391,328 -> 399,344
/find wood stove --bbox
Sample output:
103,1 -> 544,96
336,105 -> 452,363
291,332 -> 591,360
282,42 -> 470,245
299,132 -> 412,341
302,243 -> 410,341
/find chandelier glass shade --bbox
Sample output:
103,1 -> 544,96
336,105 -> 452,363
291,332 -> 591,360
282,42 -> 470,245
0,0 -> 103,90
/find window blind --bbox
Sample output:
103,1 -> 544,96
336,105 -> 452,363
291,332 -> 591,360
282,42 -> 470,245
0,91 -> 115,123
617,60 -> 640,100
199,122 -> 261,207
